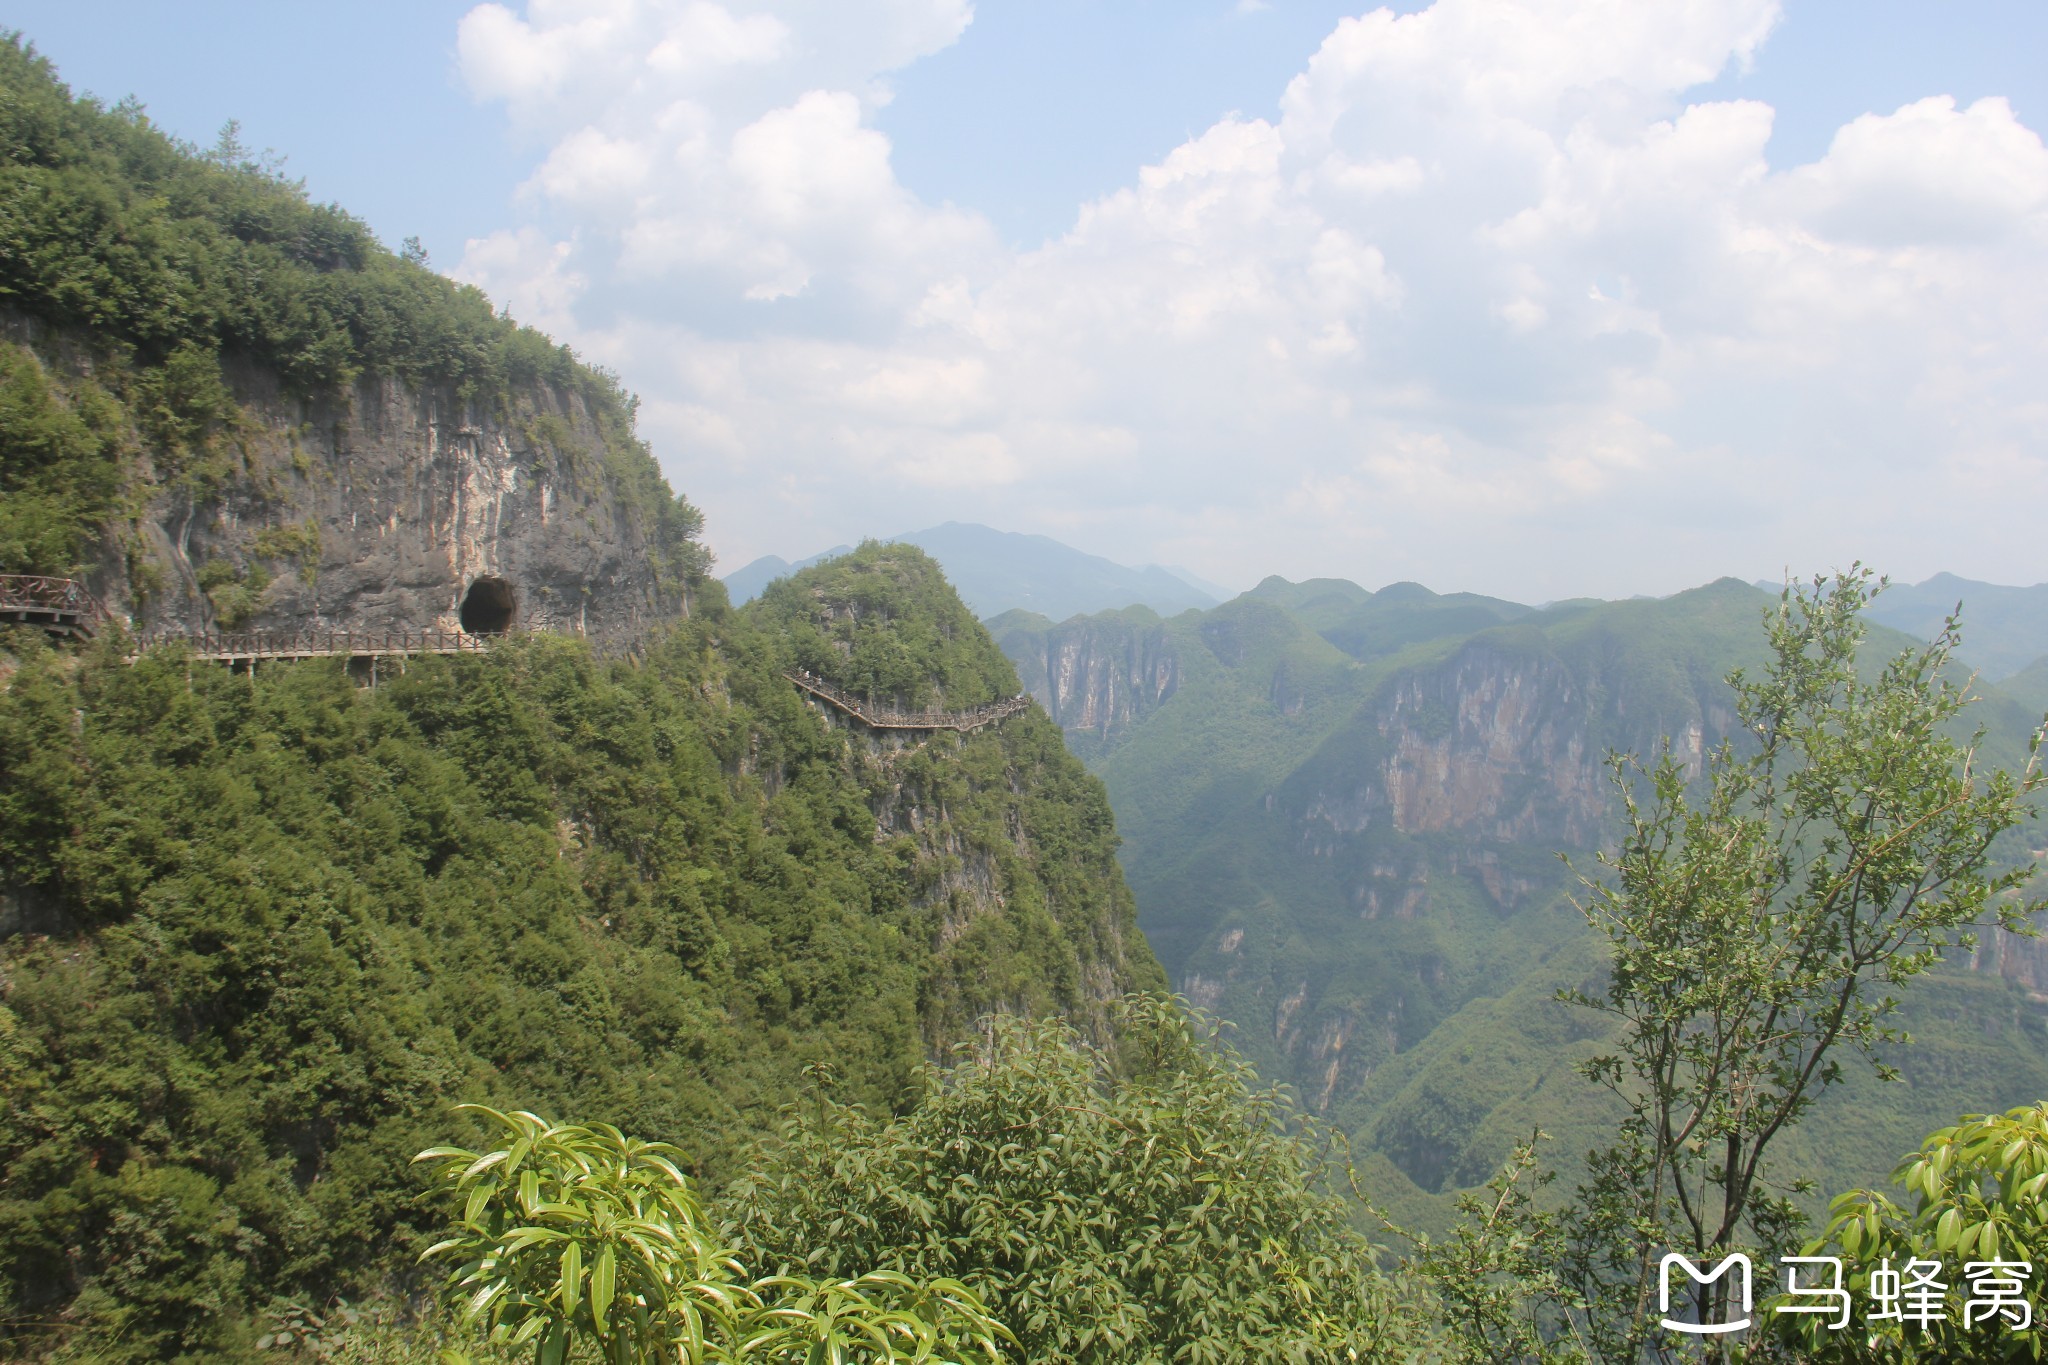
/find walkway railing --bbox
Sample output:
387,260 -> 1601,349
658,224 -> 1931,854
143,630 -> 500,663
0,575 -> 109,640
786,670 -> 1031,732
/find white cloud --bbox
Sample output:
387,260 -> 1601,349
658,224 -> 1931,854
454,0 -> 2048,599
1785,96 -> 2048,247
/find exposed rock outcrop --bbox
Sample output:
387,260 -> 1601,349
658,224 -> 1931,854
143,370 -> 684,639
993,609 -> 1180,749
5,310 -> 692,642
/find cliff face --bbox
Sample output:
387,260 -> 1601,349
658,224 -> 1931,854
1296,642 -> 1605,849
993,608 -> 1181,752
1022,580 -> 2048,1202
194,371 -> 676,637
17,310 -> 694,642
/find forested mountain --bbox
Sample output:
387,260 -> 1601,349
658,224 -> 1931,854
999,575 -> 2048,1226
7,31 -> 2048,1360
0,41 -> 1162,1357
1799,571 -> 2048,683
725,522 -> 1217,620
0,37 -> 701,639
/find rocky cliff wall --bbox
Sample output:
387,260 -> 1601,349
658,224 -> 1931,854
8,311 -> 689,642
995,611 -> 1181,751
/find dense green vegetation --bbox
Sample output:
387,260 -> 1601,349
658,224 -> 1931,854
0,545 -> 1159,1360
0,38 -> 587,403
0,342 -> 123,573
998,575 -> 2048,1243
728,995 -> 1426,1364
415,1106 -> 1010,1364
1782,1102 -> 2048,1362
0,36 -> 706,587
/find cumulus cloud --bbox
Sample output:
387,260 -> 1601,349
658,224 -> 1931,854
453,0 -> 2048,600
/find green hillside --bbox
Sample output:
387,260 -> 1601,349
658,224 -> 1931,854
1004,574 -> 2048,1233
0,547 -> 1163,1357
1994,653 -> 2048,716
1246,577 -> 1533,663
1860,571 -> 2048,682
0,38 -> 1168,1355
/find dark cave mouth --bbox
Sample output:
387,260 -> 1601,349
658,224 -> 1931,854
459,576 -> 517,634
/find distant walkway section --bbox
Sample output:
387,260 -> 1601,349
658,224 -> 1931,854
786,670 -> 1030,732
0,575 -> 108,641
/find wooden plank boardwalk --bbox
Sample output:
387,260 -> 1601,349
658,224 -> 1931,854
141,630 -> 496,665
0,575 -> 109,641
786,670 -> 1030,732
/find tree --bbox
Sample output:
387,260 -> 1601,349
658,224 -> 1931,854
1557,568 -> 2044,1357
1377,1131 -> 1589,1363
720,994 -> 1431,1364
415,1106 -> 1009,1364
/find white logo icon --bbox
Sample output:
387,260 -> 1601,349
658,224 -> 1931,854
1659,1252 -> 1752,1335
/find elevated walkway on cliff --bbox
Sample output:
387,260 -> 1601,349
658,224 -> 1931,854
6,582 -> 1031,730
0,575 -> 109,641
785,670 -> 1031,733
1,578 -> 511,669
138,630 -> 496,666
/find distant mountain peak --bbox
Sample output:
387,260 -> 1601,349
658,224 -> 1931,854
722,523 -> 1218,620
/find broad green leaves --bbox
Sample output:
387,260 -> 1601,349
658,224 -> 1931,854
415,1105 -> 1009,1364
1778,1103 -> 2048,1362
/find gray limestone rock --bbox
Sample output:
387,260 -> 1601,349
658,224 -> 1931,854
110,358 -> 690,642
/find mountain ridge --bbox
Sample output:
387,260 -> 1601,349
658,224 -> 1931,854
998,571 -> 2048,1226
722,522 -> 1217,620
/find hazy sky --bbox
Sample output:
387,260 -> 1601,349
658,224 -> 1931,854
11,1 -> 2048,600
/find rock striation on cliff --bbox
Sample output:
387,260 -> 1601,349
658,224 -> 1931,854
990,606 -> 1182,757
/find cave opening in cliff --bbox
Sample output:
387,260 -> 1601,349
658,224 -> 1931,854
459,576 -> 517,634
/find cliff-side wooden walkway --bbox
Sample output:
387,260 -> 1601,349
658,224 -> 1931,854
0,575 -> 109,641
142,630 -> 497,665
786,670 -> 1030,732
6,582 -> 1029,728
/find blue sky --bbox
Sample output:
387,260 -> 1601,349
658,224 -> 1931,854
9,2 -> 2048,598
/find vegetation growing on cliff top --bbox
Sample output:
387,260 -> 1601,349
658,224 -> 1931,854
0,35 -> 707,586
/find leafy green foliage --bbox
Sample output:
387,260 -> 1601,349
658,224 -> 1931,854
416,1105 -> 1007,1364
1779,1103 -> 2048,1362
1557,568 -> 2045,1355
723,994 -> 1431,1365
0,340 -> 124,572
0,564 -> 1158,1357
1376,1130 -> 1586,1363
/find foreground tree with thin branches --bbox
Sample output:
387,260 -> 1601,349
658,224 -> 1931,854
1555,568 -> 2043,1358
